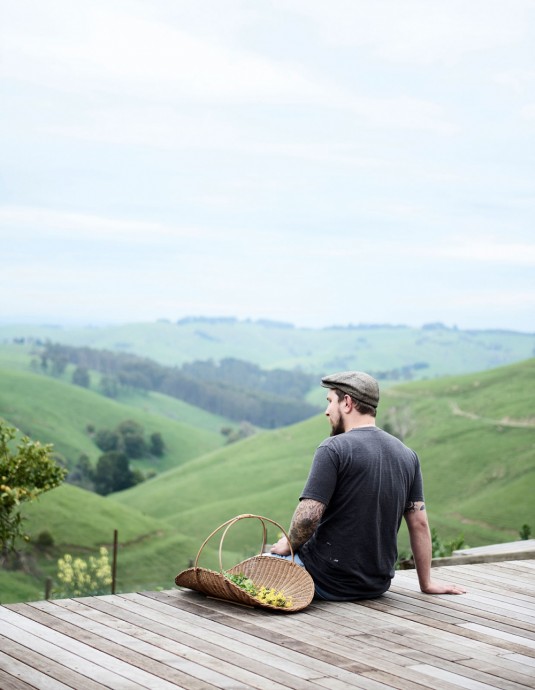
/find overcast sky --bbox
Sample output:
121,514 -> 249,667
1,0 -> 534,331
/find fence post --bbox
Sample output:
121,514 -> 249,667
112,529 -> 118,594
45,576 -> 53,600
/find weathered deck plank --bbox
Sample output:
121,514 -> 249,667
0,667 -> 38,690
0,559 -> 533,689
0,634 -> 108,690
155,589 -> 534,690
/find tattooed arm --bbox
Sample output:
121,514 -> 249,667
270,499 -> 326,555
288,499 -> 326,549
404,501 -> 466,595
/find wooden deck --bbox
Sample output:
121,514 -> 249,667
1,559 -> 534,689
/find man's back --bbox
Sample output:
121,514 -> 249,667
298,427 -> 423,599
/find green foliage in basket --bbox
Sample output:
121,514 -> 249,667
225,571 -> 292,608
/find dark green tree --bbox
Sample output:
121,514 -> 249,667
116,420 -> 144,436
100,375 -> 119,398
67,454 -> 95,490
149,432 -> 165,457
122,432 -> 146,459
116,420 -> 146,458
72,366 -> 90,388
94,429 -> 121,453
50,355 -> 68,376
94,451 -> 135,495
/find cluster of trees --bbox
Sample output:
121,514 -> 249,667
86,421 -> 164,495
67,420 -> 165,495
370,362 -> 429,381
37,343 -> 320,428
220,422 -> 256,445
181,358 -> 314,399
92,420 -> 165,459
92,451 -> 143,496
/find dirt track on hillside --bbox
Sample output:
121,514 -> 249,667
449,402 -> 535,428
385,388 -> 535,428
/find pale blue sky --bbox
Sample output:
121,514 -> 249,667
1,0 -> 534,331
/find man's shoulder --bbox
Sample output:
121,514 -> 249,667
318,428 -> 379,451
377,429 -> 419,460
320,428 -> 417,456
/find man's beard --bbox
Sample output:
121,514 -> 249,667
330,417 -> 345,436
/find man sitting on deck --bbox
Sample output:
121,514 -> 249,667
271,371 -> 467,601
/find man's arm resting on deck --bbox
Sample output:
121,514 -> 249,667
270,499 -> 326,555
404,501 -> 466,595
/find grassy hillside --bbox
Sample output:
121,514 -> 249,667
0,484 -> 236,604
113,358 -> 535,555
1,320 -> 533,379
382,359 -> 535,546
0,342 -> 237,435
115,389 -> 237,433
0,366 -> 224,473
0,358 -> 244,604
112,417 -> 324,554
2,358 -> 533,604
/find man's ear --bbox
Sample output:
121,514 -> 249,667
344,394 -> 353,411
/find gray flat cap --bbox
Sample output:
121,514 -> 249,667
321,371 -> 380,408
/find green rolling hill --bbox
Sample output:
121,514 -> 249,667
0,483 -> 233,604
0,366 -> 225,473
1,357 -> 533,605
112,358 -> 535,555
0,355 -> 240,604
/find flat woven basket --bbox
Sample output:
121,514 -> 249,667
175,514 -> 315,612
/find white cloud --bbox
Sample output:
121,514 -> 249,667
448,290 -> 535,308
0,206 -> 205,243
495,69 -> 535,95
416,239 -> 535,265
313,236 -> 535,267
43,101 -> 454,155
2,2 -> 455,136
276,0 -> 531,64
0,206 -> 292,258
1,1 -> 534,332
520,104 -> 535,121
1,3 -> 326,104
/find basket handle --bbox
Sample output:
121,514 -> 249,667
193,513 -> 295,572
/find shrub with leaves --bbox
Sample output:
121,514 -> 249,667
431,528 -> 466,558
35,530 -> 55,551
0,421 -> 66,558
519,524 -> 531,540
54,547 -> 112,597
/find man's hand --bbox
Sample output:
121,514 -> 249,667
270,535 -> 291,556
421,580 -> 467,595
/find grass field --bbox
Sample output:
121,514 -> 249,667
113,358 -> 535,556
0,354 -> 241,604
0,365 -> 225,473
0,483 -> 240,604
1,355 -> 533,604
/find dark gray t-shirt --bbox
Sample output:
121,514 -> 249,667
299,426 -> 424,600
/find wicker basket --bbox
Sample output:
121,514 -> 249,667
175,514 -> 315,612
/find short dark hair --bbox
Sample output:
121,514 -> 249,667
333,388 -> 377,417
